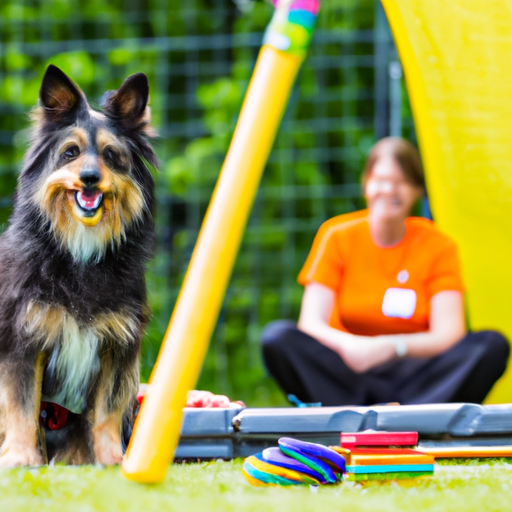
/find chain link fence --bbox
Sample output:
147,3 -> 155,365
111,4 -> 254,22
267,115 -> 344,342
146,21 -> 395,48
0,0 -> 413,405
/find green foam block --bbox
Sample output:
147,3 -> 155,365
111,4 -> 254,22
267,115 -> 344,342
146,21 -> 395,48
345,471 -> 433,482
346,464 -> 434,474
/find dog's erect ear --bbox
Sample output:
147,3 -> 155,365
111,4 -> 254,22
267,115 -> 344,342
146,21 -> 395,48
39,65 -> 84,123
102,73 -> 150,129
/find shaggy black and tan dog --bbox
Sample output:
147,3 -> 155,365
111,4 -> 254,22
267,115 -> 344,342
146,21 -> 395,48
0,65 -> 157,466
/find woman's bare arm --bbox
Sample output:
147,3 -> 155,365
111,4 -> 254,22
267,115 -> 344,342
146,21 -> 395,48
297,282 -> 353,350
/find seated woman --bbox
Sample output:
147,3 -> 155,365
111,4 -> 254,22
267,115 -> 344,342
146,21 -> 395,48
262,137 -> 509,406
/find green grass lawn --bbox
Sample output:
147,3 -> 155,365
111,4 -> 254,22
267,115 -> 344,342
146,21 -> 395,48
1,459 -> 512,512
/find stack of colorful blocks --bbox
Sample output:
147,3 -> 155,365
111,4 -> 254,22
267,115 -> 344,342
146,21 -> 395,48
334,431 -> 435,481
243,437 -> 346,486
242,431 -> 435,486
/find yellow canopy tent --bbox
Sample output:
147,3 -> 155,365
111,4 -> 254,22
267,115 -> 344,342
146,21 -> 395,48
381,0 -> 512,403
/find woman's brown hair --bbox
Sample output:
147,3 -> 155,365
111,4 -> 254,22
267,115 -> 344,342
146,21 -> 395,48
362,137 -> 425,191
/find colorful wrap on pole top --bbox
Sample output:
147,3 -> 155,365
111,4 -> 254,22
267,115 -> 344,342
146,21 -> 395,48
264,0 -> 320,58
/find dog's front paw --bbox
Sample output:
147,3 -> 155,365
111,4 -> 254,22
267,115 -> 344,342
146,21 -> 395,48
94,440 -> 123,466
93,419 -> 124,465
0,446 -> 43,468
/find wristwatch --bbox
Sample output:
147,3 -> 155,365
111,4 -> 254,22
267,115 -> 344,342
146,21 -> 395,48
394,338 -> 408,358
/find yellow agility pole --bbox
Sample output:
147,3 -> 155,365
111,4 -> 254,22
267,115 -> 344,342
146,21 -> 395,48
381,0 -> 512,403
122,0 -> 319,483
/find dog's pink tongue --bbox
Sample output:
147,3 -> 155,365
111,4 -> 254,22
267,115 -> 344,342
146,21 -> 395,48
77,190 -> 102,210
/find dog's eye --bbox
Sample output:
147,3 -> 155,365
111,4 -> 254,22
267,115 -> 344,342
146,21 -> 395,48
63,145 -> 80,159
103,147 -> 123,169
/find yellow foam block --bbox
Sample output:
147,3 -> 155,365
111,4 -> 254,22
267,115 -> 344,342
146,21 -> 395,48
347,448 -> 434,466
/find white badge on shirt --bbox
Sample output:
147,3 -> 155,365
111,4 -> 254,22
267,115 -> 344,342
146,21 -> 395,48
382,288 -> 417,319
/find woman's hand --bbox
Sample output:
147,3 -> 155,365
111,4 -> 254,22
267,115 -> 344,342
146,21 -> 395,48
186,390 -> 231,408
299,283 -> 398,372
137,386 -> 245,408
186,390 -> 246,408
337,335 -> 396,373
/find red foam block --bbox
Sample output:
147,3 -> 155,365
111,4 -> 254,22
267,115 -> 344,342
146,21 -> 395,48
340,431 -> 418,448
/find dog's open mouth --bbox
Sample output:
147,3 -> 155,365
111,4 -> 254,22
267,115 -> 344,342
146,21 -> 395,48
71,189 -> 104,226
75,190 -> 103,216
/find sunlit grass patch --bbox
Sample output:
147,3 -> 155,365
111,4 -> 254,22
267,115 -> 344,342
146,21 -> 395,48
1,459 -> 512,512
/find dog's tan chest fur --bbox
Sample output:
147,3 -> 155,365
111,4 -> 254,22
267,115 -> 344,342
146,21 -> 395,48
22,301 -> 139,413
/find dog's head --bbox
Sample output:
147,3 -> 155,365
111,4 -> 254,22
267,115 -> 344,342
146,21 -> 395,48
20,65 -> 157,264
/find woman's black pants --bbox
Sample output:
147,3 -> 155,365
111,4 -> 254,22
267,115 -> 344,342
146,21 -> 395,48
261,320 -> 509,406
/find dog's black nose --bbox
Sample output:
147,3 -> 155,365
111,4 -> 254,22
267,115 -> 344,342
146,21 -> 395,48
79,169 -> 101,187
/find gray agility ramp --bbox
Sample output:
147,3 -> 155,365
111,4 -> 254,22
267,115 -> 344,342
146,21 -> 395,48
175,403 -> 512,459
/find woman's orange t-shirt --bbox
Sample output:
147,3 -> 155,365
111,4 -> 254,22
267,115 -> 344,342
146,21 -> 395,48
297,212 -> 465,336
